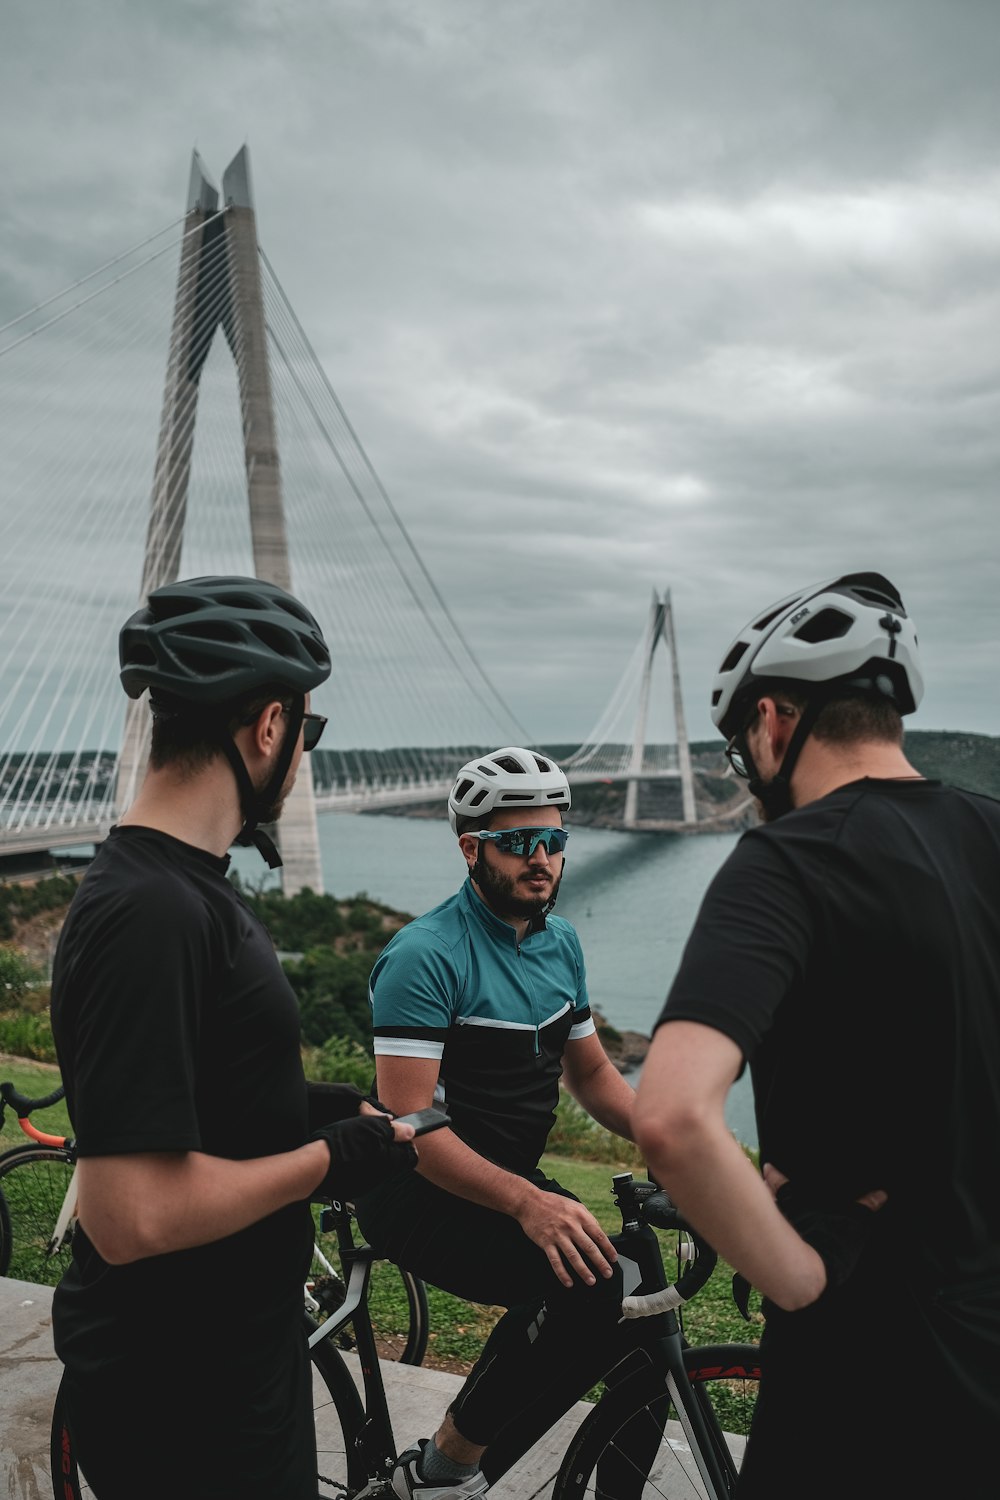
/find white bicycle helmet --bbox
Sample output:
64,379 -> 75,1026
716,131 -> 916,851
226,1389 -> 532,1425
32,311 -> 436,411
711,572 -> 923,740
447,747 -> 571,833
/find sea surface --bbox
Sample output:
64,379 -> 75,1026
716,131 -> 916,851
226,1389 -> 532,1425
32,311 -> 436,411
231,813 -> 758,1149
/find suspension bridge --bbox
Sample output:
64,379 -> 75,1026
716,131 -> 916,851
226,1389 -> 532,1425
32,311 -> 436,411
0,147 -> 748,891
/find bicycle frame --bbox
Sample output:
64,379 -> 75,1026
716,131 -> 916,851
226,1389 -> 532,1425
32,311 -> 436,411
308,1178 -> 753,1500
309,1201 -> 400,1480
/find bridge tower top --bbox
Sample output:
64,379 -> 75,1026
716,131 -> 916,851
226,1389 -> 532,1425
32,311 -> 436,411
116,146 -> 321,894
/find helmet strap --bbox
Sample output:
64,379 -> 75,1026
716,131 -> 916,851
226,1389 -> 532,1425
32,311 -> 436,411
225,696 -> 306,868
743,694 -> 827,821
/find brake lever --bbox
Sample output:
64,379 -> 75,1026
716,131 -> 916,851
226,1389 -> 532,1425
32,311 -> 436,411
732,1272 -> 753,1321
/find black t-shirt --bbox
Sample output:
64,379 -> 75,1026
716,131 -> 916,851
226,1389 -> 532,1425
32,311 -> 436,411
658,779 -> 1000,1291
49,825 -> 314,1374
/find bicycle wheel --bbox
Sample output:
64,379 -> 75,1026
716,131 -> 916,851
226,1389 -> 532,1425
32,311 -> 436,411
50,1315 -> 369,1500
309,1253 -> 430,1365
0,1185 -> 11,1275
0,1146 -> 75,1286
553,1343 -> 762,1500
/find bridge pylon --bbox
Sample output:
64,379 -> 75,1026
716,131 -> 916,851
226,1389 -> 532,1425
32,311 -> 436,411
114,147 -> 324,895
623,589 -> 697,829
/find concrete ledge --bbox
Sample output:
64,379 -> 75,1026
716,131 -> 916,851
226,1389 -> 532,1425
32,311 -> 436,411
0,1276 -> 595,1497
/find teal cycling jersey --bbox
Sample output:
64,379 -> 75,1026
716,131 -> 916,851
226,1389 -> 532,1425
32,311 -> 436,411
369,878 -> 595,1176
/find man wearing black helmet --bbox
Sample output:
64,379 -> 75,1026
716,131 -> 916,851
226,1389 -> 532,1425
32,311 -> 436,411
49,576 -> 418,1500
634,573 -> 1000,1495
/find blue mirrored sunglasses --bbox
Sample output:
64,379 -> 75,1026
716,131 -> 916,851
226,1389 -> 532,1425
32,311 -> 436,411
473,826 -> 569,857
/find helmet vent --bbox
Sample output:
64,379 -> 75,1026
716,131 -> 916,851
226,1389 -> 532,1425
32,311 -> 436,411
175,620 -> 242,643
753,602 -> 797,632
793,607 -> 853,644
498,792 -> 535,804
532,756 -> 553,773
250,622 -> 294,655
469,788 -> 490,808
494,756 -> 527,774
719,641 -> 748,674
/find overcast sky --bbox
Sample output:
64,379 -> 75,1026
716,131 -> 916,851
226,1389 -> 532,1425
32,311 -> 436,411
2,0 -> 999,748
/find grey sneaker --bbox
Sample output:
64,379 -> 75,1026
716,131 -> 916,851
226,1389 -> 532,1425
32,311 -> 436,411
389,1440 -> 488,1499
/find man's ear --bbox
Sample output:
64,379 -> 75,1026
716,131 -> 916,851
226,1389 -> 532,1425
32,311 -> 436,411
457,833 -> 479,871
243,701 -> 285,757
759,697 -> 797,757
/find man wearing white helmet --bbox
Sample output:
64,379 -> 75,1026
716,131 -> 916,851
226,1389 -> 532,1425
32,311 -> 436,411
634,573 -> 1000,1495
355,747 -> 637,1498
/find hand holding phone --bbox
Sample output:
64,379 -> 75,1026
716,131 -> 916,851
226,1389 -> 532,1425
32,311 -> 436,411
392,1107 -> 451,1137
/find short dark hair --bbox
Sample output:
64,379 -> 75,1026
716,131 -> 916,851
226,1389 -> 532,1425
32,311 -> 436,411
148,684 -> 294,775
455,809 -> 497,838
770,685 -> 904,747
454,807 -> 567,838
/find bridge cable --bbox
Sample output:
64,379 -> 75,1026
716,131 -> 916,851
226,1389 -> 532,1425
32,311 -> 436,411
259,248 -> 534,747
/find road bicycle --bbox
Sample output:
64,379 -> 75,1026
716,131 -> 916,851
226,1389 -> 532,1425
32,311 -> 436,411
0,1078 -> 429,1365
310,1170 -> 761,1498
53,1167 -> 764,1498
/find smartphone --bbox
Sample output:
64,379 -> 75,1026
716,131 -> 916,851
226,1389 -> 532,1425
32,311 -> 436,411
393,1106 -> 451,1137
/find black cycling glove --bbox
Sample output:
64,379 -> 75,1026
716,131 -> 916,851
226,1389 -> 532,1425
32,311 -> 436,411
306,1081 -> 368,1132
775,1181 -> 878,1293
306,1080 -> 394,1133
311,1114 -> 418,1202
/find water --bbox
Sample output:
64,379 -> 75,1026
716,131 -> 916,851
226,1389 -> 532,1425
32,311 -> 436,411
231,814 -> 758,1149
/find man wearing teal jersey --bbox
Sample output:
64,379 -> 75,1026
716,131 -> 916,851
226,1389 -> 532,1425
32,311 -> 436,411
356,747 -> 637,1499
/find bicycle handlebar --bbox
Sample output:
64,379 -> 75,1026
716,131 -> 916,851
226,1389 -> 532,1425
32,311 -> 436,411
617,1179 -> 719,1317
0,1080 -> 71,1147
1,1081 -> 67,1115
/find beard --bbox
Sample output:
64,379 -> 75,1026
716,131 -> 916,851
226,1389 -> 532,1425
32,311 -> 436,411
474,853 -> 563,920
258,768 -> 297,826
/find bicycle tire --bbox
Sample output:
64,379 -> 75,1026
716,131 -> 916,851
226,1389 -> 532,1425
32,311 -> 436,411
553,1342 -> 762,1500
0,1145 -> 76,1286
50,1315 -> 370,1500
310,1256 -> 430,1365
0,1185 -> 11,1276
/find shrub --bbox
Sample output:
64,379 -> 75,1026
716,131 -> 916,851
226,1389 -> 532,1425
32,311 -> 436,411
0,1009 -> 57,1064
0,947 -> 44,1002
546,1089 -> 645,1166
304,1036 -> 376,1093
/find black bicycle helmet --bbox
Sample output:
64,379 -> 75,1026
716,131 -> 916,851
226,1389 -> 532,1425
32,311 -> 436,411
119,575 -> 331,703
119,576 -> 332,867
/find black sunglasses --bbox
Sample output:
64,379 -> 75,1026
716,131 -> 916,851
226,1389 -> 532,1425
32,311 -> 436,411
472,826 -> 569,858
271,707 -> 327,752
300,712 -> 327,753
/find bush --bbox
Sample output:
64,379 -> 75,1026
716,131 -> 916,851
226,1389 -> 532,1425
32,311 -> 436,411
0,1009 -> 57,1064
303,1036 -> 377,1093
546,1089 -> 645,1166
0,947 -> 44,1002
286,947 -> 377,1049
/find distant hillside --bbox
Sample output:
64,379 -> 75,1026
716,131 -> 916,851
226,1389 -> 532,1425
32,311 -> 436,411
549,729 -> 1000,806
901,731 -> 1000,800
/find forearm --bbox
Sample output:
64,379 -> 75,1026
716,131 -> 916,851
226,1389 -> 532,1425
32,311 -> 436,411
565,1060 -> 635,1140
77,1142 -> 328,1264
635,1113 -> 826,1310
562,1033 -> 636,1140
411,1130 -> 537,1217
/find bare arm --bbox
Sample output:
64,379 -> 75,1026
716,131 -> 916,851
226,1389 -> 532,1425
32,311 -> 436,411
632,1020 -> 827,1311
375,1054 -> 618,1288
78,1102 -> 413,1265
561,1031 -> 635,1139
